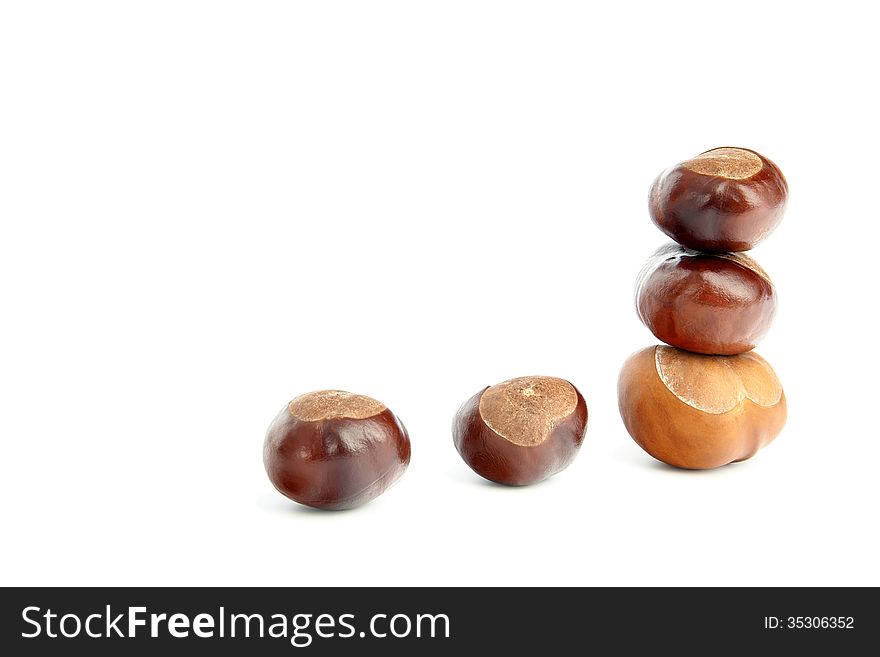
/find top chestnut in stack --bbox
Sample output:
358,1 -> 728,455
648,146 -> 787,253
619,147 -> 788,469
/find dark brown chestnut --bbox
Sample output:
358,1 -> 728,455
263,390 -> 410,510
649,147 -> 787,252
636,243 -> 777,355
453,376 -> 588,486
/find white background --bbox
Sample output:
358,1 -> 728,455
2,1 -> 878,587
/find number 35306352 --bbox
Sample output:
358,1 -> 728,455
764,617 -> 854,629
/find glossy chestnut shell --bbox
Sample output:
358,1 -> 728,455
636,244 -> 777,355
618,346 -> 786,469
264,390 -> 411,510
648,147 -> 787,252
453,376 -> 588,486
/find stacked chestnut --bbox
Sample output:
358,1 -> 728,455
618,147 -> 788,469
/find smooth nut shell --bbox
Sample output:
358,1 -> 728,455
264,392 -> 411,510
636,243 -> 777,355
618,346 -> 786,469
453,377 -> 588,486
649,147 -> 787,252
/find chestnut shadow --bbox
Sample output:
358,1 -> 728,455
446,465 -> 562,490
256,491 -> 370,516
613,443 -> 748,475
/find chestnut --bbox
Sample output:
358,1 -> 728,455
453,376 -> 588,486
636,243 -> 777,355
263,390 -> 410,510
618,346 -> 786,469
649,147 -> 787,252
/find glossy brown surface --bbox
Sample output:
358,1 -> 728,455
453,376 -> 588,486
636,244 -> 777,355
263,391 -> 411,510
618,346 -> 786,469
649,147 -> 788,252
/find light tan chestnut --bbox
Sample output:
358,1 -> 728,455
618,346 -> 786,469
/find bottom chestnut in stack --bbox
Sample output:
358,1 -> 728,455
618,345 -> 786,469
618,146 -> 788,469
